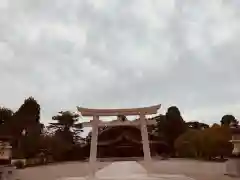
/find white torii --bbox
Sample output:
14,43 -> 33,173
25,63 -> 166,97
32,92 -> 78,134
77,104 -> 161,177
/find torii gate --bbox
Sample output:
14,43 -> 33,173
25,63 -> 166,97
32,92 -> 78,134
77,104 -> 161,176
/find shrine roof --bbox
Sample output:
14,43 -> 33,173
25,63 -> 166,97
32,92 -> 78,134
97,125 -> 161,142
0,136 -> 12,141
231,127 -> 240,134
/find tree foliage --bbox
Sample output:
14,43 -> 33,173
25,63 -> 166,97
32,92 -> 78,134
48,111 -> 83,160
156,106 -> 187,152
155,106 -> 235,159
175,129 -> 201,157
200,124 -> 232,159
50,111 -> 80,130
12,97 -> 42,134
49,111 -> 82,140
221,114 -> 238,126
7,97 -> 43,158
186,121 -> 209,130
175,124 -> 232,159
0,107 -> 13,125
0,107 -> 14,136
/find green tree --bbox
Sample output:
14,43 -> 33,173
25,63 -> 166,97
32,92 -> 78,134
12,97 -> 42,135
0,107 -> 13,125
49,111 -> 82,145
155,114 -> 167,137
0,107 -> 14,136
199,124 -> 232,160
175,129 -> 201,157
12,97 -> 43,158
156,106 -> 187,153
221,115 -> 238,126
48,111 -> 83,161
175,124 -> 232,159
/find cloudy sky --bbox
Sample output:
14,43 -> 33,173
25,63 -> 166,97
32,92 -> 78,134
0,0 -> 239,125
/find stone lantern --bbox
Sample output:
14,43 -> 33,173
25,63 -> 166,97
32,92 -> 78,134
0,136 -> 16,180
225,125 -> 240,177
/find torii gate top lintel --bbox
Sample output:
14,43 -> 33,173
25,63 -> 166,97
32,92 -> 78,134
77,104 -> 161,116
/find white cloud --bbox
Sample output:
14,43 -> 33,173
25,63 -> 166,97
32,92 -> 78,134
0,42 -> 14,61
0,0 -> 239,125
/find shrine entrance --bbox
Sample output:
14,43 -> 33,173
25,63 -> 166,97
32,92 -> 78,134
114,146 -> 143,158
97,133 -> 144,158
77,104 -> 161,176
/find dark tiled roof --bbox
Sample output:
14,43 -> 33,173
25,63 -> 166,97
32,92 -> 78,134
0,136 -> 12,141
231,127 -> 240,134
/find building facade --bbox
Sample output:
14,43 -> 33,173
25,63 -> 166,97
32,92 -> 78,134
83,118 -> 169,158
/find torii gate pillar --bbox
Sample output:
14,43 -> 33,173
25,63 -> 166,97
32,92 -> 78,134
89,115 -> 99,176
140,112 -> 151,164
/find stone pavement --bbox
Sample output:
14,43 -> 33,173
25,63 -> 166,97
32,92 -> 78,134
16,159 -> 239,180
60,161 -> 195,180
146,159 -> 239,180
16,161 -> 110,180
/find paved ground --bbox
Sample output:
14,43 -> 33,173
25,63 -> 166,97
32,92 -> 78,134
16,159 -> 239,180
16,161 -> 110,180
145,159 -> 239,180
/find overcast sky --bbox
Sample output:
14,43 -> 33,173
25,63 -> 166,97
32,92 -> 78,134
0,0 -> 239,125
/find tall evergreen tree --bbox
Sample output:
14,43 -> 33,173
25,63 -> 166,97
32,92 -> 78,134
12,97 -> 43,158
0,107 -> 14,136
221,114 -> 238,126
0,107 -> 13,125
156,106 -> 187,153
49,111 -> 82,144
